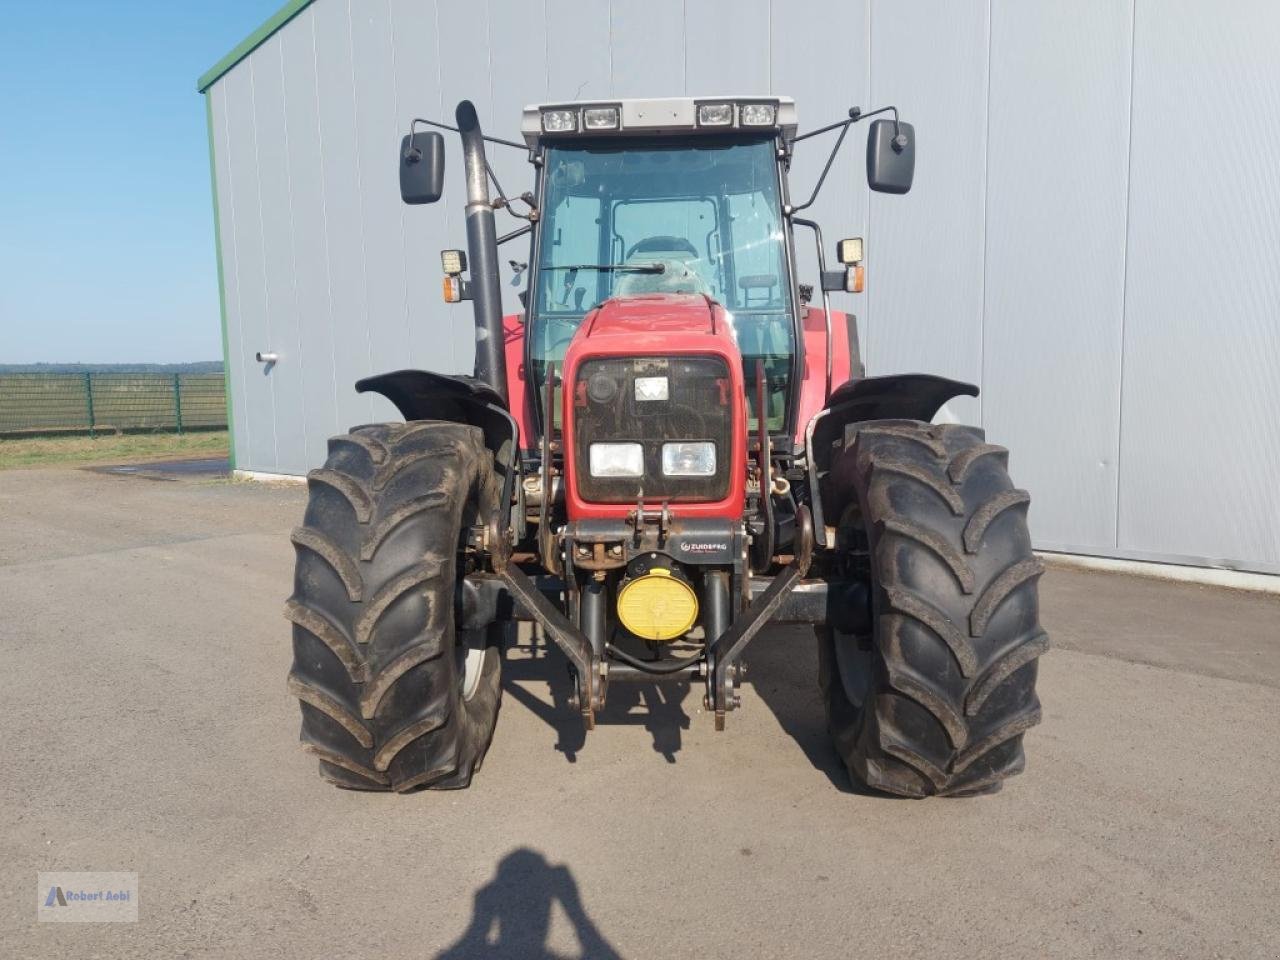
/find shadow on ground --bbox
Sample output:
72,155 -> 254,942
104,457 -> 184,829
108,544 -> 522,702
502,624 -> 853,790
88,456 -> 230,480
744,626 -> 855,791
433,848 -> 623,960
502,628 -> 691,762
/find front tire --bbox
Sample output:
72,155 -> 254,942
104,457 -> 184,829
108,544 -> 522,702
286,421 -> 502,792
820,420 -> 1048,797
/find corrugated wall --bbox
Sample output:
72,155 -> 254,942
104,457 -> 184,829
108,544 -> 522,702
206,0 -> 1280,575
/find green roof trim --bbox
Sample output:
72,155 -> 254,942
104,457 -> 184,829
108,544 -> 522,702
196,0 -> 317,92
203,93 -> 237,468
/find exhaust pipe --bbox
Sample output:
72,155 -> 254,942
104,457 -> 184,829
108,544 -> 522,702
455,100 -> 508,403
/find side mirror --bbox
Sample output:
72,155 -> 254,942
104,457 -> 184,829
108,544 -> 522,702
866,119 -> 915,194
400,130 -> 445,204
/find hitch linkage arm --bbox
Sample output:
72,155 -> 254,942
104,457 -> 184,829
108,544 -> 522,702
708,505 -> 814,730
495,564 -> 605,729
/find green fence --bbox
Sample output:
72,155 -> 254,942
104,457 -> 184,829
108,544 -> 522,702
0,373 -> 227,437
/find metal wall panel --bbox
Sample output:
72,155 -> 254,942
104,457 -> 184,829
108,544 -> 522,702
311,0 -> 377,428
610,0 -> 685,98
251,37 -> 310,475
476,0 -> 547,323
683,0 -> 769,94
209,84 -> 254,470
867,0 -> 989,425
770,0 -> 870,359
279,7 -> 340,470
349,0 -> 414,425
433,0 -> 504,377
220,63 -> 279,472
545,0 -> 610,102
982,0 -> 1133,551
1117,0 -> 1280,571
204,0 -> 1280,573
388,0 -> 463,374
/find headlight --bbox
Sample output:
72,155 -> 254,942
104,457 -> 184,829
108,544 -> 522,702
589,442 -> 644,478
582,106 -> 619,130
662,442 -> 716,477
634,376 -> 669,402
697,103 -> 733,127
740,103 -> 776,126
439,248 -> 466,275
541,109 -> 578,133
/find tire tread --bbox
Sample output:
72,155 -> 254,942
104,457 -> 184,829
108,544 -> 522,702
822,419 -> 1048,797
286,421 -> 502,792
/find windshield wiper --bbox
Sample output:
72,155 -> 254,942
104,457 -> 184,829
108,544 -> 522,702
542,263 -> 665,274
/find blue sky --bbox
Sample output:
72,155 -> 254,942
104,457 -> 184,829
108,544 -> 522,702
0,0 -> 280,363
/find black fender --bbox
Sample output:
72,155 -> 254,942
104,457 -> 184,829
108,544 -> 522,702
805,374 -> 978,546
356,370 -> 522,537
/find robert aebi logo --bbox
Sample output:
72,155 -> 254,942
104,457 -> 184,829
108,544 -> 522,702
37,871 -> 138,922
44,884 -> 131,906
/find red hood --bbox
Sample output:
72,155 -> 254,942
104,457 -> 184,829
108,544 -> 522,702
560,291 -> 748,520
579,294 -> 722,345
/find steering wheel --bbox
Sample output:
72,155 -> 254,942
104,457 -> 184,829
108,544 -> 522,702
541,316 -> 581,358
624,235 -> 700,260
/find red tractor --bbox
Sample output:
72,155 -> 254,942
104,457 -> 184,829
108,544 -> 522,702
286,96 -> 1047,797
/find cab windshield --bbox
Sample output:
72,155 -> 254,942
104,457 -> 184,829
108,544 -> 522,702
530,136 -> 794,430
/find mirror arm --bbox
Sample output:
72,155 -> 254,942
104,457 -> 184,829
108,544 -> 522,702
409,117 -> 525,151
409,117 -> 538,221
788,104 -> 904,214
792,104 -> 901,143
793,216 -> 835,399
788,122 -> 851,215
497,223 -> 533,245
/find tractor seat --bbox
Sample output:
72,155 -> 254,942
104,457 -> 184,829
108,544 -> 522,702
625,235 -> 700,260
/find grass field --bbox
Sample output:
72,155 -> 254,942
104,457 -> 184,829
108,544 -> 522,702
0,431 -> 229,469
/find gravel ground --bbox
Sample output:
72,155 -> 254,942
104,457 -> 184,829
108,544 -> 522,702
2,466 -> 1277,959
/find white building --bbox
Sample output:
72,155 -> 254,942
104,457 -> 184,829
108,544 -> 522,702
200,0 -> 1280,575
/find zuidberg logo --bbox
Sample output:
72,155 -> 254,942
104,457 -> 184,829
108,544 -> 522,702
678,541 -> 729,554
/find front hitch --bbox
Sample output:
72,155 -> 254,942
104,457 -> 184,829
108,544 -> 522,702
707,505 -> 814,729
494,564 -> 605,729
474,507 -> 815,732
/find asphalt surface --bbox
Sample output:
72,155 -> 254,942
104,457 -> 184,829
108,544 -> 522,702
2,465 -> 1278,959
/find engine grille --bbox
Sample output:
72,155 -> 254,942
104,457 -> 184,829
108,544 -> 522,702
572,355 -> 732,503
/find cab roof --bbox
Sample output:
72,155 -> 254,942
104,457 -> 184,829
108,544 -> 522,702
521,97 -> 797,148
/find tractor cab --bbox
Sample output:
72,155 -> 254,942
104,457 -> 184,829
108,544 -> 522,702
522,99 -> 801,438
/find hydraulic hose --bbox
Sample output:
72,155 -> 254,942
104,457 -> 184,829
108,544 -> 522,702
604,643 -> 705,675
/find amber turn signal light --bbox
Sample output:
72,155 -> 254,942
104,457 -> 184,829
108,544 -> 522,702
443,276 -> 462,303
850,265 -> 865,294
